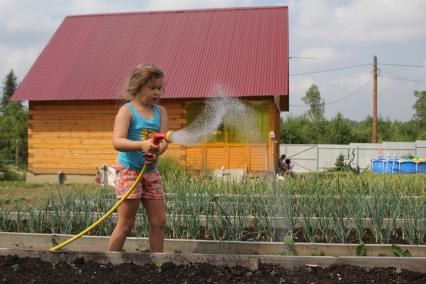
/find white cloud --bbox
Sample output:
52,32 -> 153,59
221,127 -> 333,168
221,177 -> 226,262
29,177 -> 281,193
297,47 -> 352,68
0,46 -> 39,79
293,0 -> 426,42
329,72 -> 371,88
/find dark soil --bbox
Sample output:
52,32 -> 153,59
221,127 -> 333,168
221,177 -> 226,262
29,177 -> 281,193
1,255 -> 425,284
199,226 -> 420,244
291,228 -> 414,244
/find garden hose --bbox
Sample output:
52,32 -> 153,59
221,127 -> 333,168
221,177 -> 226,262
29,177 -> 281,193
49,131 -> 174,252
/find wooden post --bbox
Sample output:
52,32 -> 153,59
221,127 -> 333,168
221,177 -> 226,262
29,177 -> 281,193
15,139 -> 19,167
373,55 -> 378,143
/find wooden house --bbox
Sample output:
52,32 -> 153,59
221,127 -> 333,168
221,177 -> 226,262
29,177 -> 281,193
12,7 -> 289,182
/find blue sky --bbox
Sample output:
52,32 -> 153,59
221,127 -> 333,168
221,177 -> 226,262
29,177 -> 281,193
1,0 -> 425,121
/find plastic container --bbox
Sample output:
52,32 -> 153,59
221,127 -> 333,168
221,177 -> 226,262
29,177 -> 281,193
371,158 -> 426,174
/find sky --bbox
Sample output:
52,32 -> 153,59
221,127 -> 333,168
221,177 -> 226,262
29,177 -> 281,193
1,0 -> 426,121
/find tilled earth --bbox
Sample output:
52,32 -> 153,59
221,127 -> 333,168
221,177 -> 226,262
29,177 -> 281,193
1,256 -> 425,283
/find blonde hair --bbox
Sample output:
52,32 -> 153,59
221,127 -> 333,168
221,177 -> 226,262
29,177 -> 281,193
126,64 -> 164,98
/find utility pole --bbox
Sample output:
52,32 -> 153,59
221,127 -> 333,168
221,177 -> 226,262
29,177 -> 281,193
373,55 -> 377,143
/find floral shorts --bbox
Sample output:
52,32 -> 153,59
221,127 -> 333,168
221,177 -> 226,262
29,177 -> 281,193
114,163 -> 164,200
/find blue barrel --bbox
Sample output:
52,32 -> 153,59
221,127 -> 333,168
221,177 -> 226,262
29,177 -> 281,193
372,159 -> 387,173
400,161 -> 417,173
418,162 -> 426,173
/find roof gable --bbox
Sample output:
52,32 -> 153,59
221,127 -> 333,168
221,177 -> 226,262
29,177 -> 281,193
12,6 -> 288,109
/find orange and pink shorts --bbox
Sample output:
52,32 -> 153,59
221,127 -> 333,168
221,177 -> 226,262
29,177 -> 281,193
114,163 -> 164,200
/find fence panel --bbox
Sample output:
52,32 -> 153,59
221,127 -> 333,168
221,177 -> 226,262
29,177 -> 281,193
280,140 -> 425,173
280,144 -> 318,173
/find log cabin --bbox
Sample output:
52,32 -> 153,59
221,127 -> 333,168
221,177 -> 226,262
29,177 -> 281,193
12,6 -> 289,182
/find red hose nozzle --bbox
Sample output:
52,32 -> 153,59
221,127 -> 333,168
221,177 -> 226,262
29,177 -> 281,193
152,131 -> 173,145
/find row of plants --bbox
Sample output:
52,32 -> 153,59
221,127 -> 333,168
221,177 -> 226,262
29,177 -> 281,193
0,160 -> 424,244
162,170 -> 426,196
0,186 -> 424,244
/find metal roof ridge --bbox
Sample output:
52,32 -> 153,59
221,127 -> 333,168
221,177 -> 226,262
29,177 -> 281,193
65,6 -> 288,19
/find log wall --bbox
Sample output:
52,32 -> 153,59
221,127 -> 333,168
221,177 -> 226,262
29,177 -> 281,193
28,99 -> 279,175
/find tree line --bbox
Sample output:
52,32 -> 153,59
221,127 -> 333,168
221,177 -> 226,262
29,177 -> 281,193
280,85 -> 426,144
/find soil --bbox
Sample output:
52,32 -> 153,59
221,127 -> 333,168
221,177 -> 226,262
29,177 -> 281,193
291,228 -> 415,244
1,255 -> 425,284
200,227 -> 422,244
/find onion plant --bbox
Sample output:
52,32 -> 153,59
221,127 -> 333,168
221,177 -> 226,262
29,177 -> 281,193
0,170 -> 425,244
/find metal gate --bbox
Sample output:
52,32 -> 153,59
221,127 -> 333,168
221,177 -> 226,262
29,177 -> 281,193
280,144 -> 318,173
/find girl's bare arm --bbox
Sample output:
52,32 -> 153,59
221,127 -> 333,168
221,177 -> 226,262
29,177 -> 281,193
158,105 -> 169,156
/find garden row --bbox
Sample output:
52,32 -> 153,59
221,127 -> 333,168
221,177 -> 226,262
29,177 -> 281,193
1,207 -> 424,244
1,172 -> 424,244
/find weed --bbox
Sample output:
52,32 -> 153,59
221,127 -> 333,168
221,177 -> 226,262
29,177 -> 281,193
283,235 -> 297,256
356,242 -> 367,256
392,245 -> 411,257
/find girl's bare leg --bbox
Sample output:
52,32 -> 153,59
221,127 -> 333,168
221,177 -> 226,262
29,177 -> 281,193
108,198 -> 140,251
142,198 -> 166,252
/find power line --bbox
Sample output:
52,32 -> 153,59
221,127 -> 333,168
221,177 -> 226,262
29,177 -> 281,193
289,56 -> 317,60
324,79 -> 372,105
380,75 -> 426,85
380,69 -> 426,85
290,78 -> 372,107
378,63 -> 426,68
289,63 -> 371,76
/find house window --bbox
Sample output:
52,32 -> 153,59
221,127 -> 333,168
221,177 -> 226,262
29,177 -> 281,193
183,99 -> 270,144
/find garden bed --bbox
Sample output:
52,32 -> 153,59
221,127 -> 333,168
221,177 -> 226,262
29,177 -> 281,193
2,211 -> 425,244
1,249 -> 425,283
1,233 -> 425,257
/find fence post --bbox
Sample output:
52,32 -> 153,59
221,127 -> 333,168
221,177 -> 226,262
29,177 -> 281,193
15,139 -> 19,167
356,146 -> 359,168
316,144 -> 319,172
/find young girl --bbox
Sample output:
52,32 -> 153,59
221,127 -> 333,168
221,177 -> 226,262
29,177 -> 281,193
108,64 -> 168,252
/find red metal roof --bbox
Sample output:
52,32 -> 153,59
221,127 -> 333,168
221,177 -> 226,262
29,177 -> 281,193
12,6 -> 288,106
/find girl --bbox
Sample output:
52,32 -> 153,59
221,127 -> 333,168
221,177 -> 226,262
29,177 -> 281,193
108,64 -> 168,252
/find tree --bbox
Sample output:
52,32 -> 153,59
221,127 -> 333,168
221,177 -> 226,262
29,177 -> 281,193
0,71 -> 27,167
327,112 -> 353,144
280,115 -> 312,144
0,102 -> 27,164
302,84 -> 325,122
1,70 -> 18,109
412,90 -> 426,126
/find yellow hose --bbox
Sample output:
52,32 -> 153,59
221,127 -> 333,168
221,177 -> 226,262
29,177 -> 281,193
49,164 -> 148,252
49,131 -> 173,252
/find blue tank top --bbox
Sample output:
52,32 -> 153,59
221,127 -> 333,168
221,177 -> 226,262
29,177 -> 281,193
117,103 -> 161,171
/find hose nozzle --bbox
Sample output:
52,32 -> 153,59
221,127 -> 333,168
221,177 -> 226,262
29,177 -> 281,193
152,131 -> 174,145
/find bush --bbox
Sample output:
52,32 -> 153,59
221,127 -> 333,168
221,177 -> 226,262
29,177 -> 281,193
0,162 -> 25,181
335,154 -> 345,171
157,156 -> 187,179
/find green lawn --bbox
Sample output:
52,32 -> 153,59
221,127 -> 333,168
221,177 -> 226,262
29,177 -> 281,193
0,181 -> 112,209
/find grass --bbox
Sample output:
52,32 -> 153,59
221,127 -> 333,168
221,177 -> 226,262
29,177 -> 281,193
0,181 -> 112,209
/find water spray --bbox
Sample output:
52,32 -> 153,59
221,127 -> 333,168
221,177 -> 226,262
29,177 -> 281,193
49,131 -> 174,252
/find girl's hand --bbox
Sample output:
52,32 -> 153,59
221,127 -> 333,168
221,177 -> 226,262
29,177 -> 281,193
144,153 -> 157,165
140,140 -> 159,154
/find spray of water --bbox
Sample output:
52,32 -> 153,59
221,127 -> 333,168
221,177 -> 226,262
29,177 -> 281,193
170,83 -> 260,146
